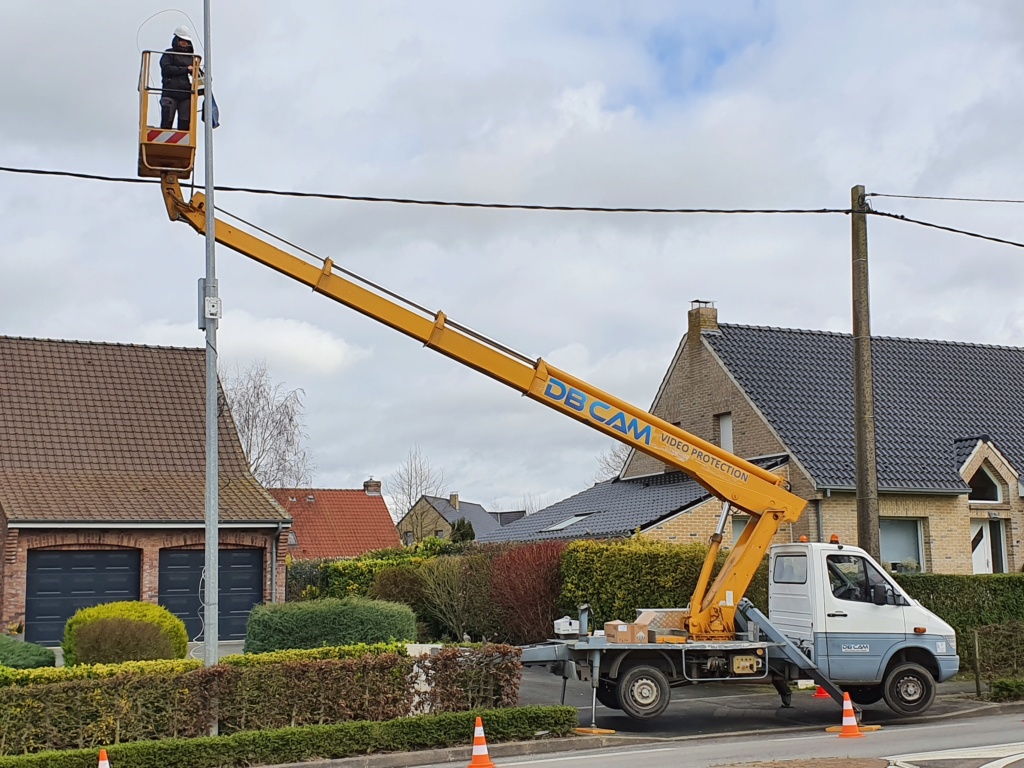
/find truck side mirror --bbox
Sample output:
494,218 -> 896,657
871,583 -> 888,606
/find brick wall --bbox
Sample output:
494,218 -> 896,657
397,499 -> 451,544
0,527 -> 285,632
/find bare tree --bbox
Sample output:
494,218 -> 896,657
594,442 -> 630,482
385,445 -> 445,523
222,360 -> 314,488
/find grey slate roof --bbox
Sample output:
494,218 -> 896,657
477,456 -> 789,543
424,496 -> 500,536
704,325 -> 1024,493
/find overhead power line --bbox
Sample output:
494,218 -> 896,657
0,165 -> 846,215
2,163 -> 1022,248
867,192 -> 1024,205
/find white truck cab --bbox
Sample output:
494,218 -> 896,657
768,540 -> 959,714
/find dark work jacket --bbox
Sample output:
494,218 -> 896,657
160,36 -> 195,98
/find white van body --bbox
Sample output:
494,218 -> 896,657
769,541 -> 959,687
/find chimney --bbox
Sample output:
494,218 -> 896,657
688,299 -> 719,338
363,477 -> 382,496
449,492 -> 459,510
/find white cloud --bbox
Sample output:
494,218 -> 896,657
3,1 -> 1024,508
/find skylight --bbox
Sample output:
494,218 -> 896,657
543,513 -> 593,532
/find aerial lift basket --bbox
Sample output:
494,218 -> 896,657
137,50 -> 200,179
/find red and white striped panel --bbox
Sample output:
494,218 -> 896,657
146,130 -> 191,145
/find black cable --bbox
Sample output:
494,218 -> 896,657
0,165 -> 848,215
867,192 -> 1024,205
867,209 -> 1024,249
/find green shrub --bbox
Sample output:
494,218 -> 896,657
0,645 -> 523,754
243,597 -> 417,653
560,538 -> 728,627
73,618 -> 176,665
285,557 -> 333,601
0,636 -> 55,670
62,602 -> 188,666
0,706 -> 578,768
219,641 -> 407,666
990,678 -> 1024,702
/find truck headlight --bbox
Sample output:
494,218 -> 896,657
944,634 -> 957,653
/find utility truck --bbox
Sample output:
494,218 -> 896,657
137,54 -> 959,727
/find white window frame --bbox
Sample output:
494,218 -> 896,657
968,465 -> 1003,504
717,412 -> 734,454
879,517 -> 925,573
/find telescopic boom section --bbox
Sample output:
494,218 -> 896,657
158,178 -> 805,640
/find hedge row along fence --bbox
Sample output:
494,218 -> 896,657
0,706 -> 578,768
287,537 -> 1024,673
0,643 -> 407,688
0,645 -> 522,755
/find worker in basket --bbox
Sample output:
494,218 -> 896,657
160,25 -> 195,130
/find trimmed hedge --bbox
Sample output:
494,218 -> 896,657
0,706 -> 578,768
74,618 -> 175,665
243,597 -> 417,653
0,644 -> 522,754
63,602 -> 188,666
0,644 -> 407,688
0,636 -> 55,670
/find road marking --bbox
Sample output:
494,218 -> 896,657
501,747 -> 679,765
888,742 -> 1024,762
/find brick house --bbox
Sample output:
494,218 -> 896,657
0,337 -> 291,645
396,493 -> 525,545
481,303 -> 1024,575
268,480 -> 401,559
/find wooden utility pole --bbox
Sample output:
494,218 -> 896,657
851,185 -> 880,559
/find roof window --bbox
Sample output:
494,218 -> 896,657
543,512 -> 593,532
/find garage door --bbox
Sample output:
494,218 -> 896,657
158,549 -> 264,641
25,550 -> 142,646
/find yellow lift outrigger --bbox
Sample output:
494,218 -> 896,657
137,53 -> 805,645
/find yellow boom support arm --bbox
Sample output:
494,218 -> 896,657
160,178 -> 805,640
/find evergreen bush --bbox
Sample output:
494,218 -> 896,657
62,602 -> 188,667
243,596 -> 416,653
73,618 -> 176,665
0,636 -> 55,670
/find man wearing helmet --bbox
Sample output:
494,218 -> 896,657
159,26 -> 196,130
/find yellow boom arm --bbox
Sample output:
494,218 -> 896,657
158,178 -> 805,640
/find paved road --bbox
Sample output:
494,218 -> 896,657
518,666 -> 991,737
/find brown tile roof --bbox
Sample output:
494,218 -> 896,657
268,487 -> 400,559
0,337 -> 290,525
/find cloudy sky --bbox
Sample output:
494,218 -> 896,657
2,2 -> 1023,516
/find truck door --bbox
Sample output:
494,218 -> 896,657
821,553 -> 906,682
768,552 -> 815,658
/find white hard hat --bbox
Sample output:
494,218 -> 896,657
174,25 -> 192,42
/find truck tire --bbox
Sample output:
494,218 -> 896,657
883,662 -> 935,715
846,685 -> 883,706
596,679 -> 621,710
617,665 -> 671,720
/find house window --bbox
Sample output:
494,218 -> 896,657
716,412 -> 734,454
732,513 -> 750,544
880,518 -> 923,573
287,531 -> 297,546
403,531 -> 414,546
968,466 -> 1002,502
543,513 -> 593,532
435,529 -> 445,539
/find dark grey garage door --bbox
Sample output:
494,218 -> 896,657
25,550 -> 142,646
158,549 -> 264,641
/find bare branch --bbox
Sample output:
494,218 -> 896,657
221,360 -> 314,487
594,442 -> 630,482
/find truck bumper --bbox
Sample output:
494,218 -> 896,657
936,654 -> 959,682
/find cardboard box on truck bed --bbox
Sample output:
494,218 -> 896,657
604,620 -> 650,644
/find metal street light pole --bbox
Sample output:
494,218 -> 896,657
201,0 -> 220,668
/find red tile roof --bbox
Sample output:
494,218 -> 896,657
0,337 -> 289,525
269,487 -> 400,559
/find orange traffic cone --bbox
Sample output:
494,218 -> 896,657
98,749 -> 111,768
813,685 -> 830,698
837,692 -> 863,738
467,716 -> 496,768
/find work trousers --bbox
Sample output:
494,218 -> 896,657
160,96 -> 191,130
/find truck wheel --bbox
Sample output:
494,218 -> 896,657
883,662 -> 935,715
596,679 -> 621,710
618,665 -> 670,720
846,685 -> 883,705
